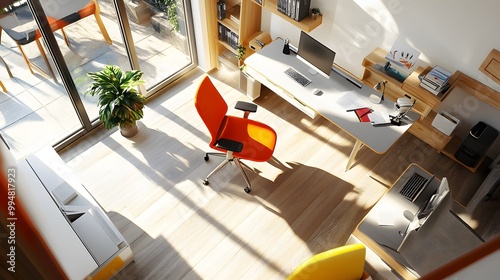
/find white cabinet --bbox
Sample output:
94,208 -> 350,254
15,147 -> 133,279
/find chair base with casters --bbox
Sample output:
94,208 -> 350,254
202,150 -> 253,193
195,76 -> 277,194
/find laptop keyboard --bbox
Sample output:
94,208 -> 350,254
284,67 -> 311,87
400,173 -> 428,202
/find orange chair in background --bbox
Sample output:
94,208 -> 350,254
194,76 -> 277,193
0,0 -> 112,81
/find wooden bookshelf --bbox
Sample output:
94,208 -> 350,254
361,47 -> 500,172
263,0 -> 322,32
449,71 -> 500,110
211,0 -> 262,68
205,0 -> 323,70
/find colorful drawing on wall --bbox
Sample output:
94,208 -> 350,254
385,39 -> 421,71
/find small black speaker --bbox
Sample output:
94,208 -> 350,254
282,39 -> 290,55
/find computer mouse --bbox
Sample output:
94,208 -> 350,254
312,88 -> 323,95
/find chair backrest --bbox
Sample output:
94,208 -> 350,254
194,76 -> 228,146
287,244 -> 366,280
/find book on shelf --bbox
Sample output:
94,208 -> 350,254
277,0 -> 311,22
420,65 -> 452,95
218,23 -> 239,50
217,0 -> 226,20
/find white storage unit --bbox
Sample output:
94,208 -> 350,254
14,146 -> 133,279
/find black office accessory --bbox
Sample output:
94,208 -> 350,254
455,121 -> 498,168
399,173 -> 431,202
282,38 -> 290,54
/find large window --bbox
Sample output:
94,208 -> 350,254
0,0 -> 197,159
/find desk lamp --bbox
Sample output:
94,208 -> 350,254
369,81 -> 386,104
390,96 -> 416,126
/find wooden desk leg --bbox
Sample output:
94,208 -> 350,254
346,139 -> 363,171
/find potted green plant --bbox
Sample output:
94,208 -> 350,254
236,44 -> 246,67
85,65 -> 146,138
311,7 -> 321,20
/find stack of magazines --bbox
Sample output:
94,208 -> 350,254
420,66 -> 452,95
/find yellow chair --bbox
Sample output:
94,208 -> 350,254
287,244 -> 371,280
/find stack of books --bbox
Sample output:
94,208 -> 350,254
277,0 -> 311,22
218,23 -> 239,50
420,66 -> 452,95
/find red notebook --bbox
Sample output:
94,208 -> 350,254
354,108 -> 372,122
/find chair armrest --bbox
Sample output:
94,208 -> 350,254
216,138 -> 243,153
235,101 -> 257,113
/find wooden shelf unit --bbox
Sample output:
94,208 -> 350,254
361,48 -> 437,118
206,0 -> 323,69
262,0 -> 322,32
361,47 -> 500,172
449,71 -> 500,110
408,110 -> 453,153
212,0 -> 262,67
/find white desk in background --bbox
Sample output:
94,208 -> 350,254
354,164 -> 484,279
244,40 -> 420,170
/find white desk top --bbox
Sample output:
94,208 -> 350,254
357,164 -> 483,277
245,40 -> 420,154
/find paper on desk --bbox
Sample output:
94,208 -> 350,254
336,91 -> 367,110
377,207 -> 398,226
368,111 -> 392,125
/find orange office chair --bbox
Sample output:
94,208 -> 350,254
194,76 -> 277,193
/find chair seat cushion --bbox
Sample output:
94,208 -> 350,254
214,116 -> 277,162
0,0 -> 95,45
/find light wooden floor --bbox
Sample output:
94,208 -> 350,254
60,68 -> 497,279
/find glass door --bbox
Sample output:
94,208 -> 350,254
122,0 -> 197,95
0,0 -> 197,159
0,0 -> 86,159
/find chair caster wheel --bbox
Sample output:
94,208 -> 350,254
203,179 -> 209,186
204,155 -> 209,161
244,187 -> 251,193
